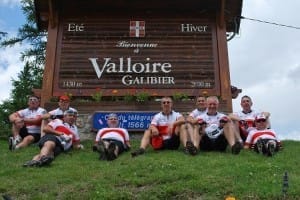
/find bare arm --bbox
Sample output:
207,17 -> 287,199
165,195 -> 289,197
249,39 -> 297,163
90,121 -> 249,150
149,124 -> 159,136
43,125 -> 64,136
173,116 -> 186,126
228,113 -> 241,121
9,112 -> 21,123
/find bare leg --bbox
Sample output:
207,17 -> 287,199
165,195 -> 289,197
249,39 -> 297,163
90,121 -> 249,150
193,124 -> 205,149
11,121 -> 24,138
223,122 -> 236,147
15,135 -> 35,149
40,119 -> 49,137
139,129 -> 152,149
180,124 -> 189,147
131,129 -> 152,157
23,140 -> 56,167
223,121 -> 243,154
38,141 -> 56,158
232,120 -> 243,143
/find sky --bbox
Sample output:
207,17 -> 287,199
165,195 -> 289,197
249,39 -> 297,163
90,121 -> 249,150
0,0 -> 299,140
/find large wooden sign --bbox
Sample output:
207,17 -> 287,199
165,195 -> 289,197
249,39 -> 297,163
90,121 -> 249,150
34,0 -> 243,112
54,14 -> 218,96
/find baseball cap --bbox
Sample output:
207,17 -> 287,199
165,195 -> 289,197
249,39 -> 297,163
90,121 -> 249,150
64,109 -> 76,116
107,113 -> 118,119
60,95 -> 70,101
255,113 -> 266,121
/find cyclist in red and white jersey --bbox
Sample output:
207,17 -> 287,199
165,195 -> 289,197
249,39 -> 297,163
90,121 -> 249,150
9,95 -> 47,151
131,96 -> 186,157
93,113 -> 131,161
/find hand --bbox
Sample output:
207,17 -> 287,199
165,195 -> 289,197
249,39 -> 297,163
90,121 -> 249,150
167,124 -> 174,135
198,118 -> 206,126
220,116 -> 229,123
239,120 -> 248,129
151,129 -> 159,136
60,134 -> 72,142
14,118 -> 25,128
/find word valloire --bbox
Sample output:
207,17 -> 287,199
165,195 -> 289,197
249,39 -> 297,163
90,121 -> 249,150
88,57 -> 175,86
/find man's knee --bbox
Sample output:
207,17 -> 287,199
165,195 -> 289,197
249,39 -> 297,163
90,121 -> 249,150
23,135 -> 34,143
43,140 -> 56,148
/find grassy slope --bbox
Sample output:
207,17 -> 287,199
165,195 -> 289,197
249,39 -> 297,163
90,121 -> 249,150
0,139 -> 299,200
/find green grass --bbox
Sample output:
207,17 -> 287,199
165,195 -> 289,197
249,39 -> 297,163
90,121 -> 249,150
0,139 -> 299,200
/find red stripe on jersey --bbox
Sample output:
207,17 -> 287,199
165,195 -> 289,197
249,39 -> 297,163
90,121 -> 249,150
24,116 -> 43,126
245,119 -> 254,127
100,128 -> 127,142
157,126 -> 169,135
55,126 -> 73,136
250,131 -> 276,144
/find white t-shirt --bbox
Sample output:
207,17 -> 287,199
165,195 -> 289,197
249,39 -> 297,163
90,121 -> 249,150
196,112 -> 227,139
245,128 -> 280,147
189,108 -> 207,118
95,127 -> 130,147
151,111 -> 182,140
48,119 -> 79,151
233,110 -> 260,128
17,107 -> 47,134
63,122 -> 80,143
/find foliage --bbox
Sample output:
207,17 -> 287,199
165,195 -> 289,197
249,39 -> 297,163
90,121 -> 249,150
91,91 -> 103,102
135,91 -> 150,102
0,139 -> 299,199
0,31 -> 7,40
0,101 -> 15,138
123,93 -> 135,102
172,92 -> 189,101
0,0 -> 47,65
0,1 -> 46,138
11,62 -> 43,102
0,62 -> 43,138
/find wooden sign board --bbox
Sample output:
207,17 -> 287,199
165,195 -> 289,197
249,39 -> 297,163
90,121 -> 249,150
53,14 -> 219,97
35,0 -> 243,112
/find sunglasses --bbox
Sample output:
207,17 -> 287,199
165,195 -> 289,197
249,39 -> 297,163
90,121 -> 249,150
162,101 -> 171,105
256,119 -> 266,123
29,98 -> 38,102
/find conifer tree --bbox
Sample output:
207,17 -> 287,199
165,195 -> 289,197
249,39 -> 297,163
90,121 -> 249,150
0,0 -> 46,137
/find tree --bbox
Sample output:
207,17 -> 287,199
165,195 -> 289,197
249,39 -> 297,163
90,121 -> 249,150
1,0 -> 47,64
0,61 -> 44,138
0,31 -> 7,40
0,0 -> 46,138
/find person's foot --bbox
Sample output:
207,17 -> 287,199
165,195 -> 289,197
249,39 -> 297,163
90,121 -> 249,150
256,139 -> 265,154
9,136 -> 22,151
98,141 -> 108,160
23,160 -> 41,167
231,141 -> 243,155
38,155 -> 54,166
131,148 -> 145,157
99,153 -> 107,160
186,141 -> 198,155
183,147 -> 189,154
15,135 -> 22,144
266,140 -> 276,157
8,137 -> 14,151
107,142 -> 117,161
92,145 -> 98,152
